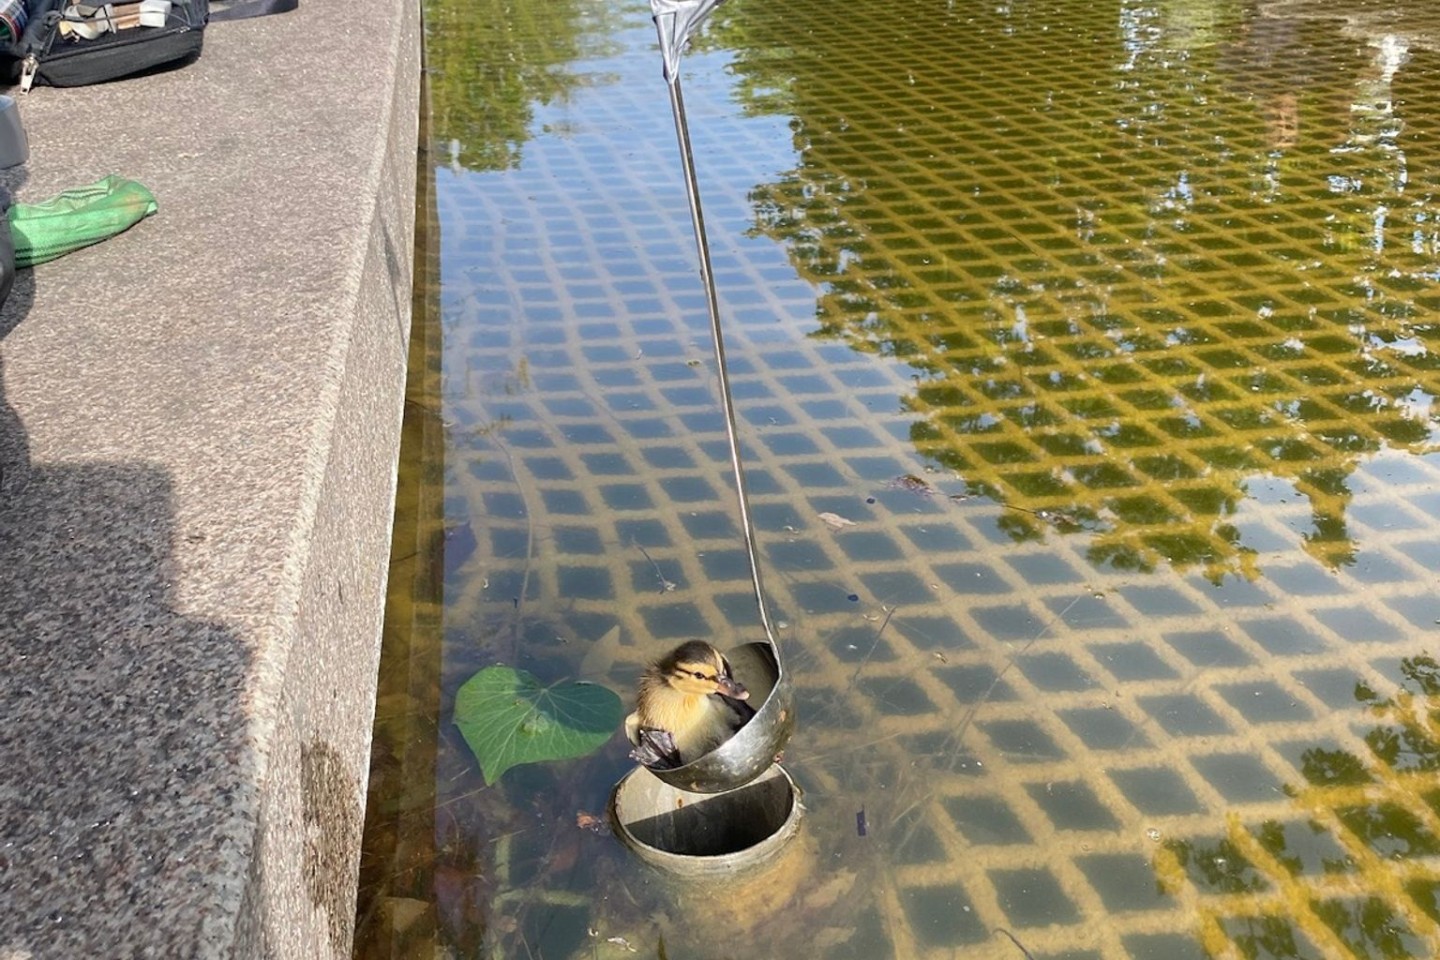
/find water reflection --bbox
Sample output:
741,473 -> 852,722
1152,655 -> 1440,960
739,0 -> 1440,581
427,0 -> 623,171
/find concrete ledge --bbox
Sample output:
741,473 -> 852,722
0,0 -> 420,954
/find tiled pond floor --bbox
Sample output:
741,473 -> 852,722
358,1 -> 1440,957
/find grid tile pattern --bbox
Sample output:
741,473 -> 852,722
427,0 -> 1440,957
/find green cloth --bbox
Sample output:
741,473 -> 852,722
8,175 -> 157,268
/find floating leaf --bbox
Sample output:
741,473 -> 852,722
453,665 -> 623,785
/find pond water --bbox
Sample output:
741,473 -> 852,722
356,1 -> 1440,958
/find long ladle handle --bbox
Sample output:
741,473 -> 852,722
662,73 -> 781,652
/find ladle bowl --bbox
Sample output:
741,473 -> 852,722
647,640 -> 794,794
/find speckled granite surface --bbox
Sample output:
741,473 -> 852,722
0,0 -> 420,954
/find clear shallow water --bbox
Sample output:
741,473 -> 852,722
358,1 -> 1440,957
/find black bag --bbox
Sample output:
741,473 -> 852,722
9,0 -> 208,90
5,0 -> 293,90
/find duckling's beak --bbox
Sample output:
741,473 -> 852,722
717,674 -> 749,701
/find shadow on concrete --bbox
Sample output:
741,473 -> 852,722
0,234 -> 254,955
0,188 -> 32,496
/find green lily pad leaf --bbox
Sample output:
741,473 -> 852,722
453,665 -> 623,785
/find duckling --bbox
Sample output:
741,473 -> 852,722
625,640 -> 756,770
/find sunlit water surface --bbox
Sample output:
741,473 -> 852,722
358,1 -> 1440,958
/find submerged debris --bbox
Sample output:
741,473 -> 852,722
887,473 -> 937,496
635,542 -> 678,592
818,511 -> 858,530
1034,508 -> 1079,527
1007,504 -> 1082,530
995,928 -> 1039,960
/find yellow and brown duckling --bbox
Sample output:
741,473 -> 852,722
624,640 -> 757,770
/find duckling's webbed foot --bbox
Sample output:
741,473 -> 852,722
630,727 -> 683,770
723,692 -> 757,726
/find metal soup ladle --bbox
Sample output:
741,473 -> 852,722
643,0 -> 794,794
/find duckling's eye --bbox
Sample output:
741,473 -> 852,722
692,671 -> 708,680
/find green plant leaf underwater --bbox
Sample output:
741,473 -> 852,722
453,665 -> 623,785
